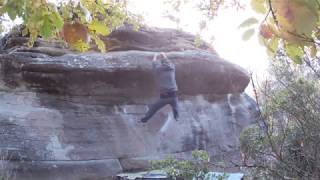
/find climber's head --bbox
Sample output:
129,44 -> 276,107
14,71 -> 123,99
159,52 -> 170,65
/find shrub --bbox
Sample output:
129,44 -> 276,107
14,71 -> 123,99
240,58 -> 320,179
151,150 -> 228,180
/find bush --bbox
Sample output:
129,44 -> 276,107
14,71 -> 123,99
151,150 -> 228,180
240,58 -> 320,179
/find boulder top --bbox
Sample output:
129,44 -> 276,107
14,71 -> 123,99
0,25 -> 216,55
0,25 -> 249,100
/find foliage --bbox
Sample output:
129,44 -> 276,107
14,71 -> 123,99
151,150 -> 228,180
0,0 -> 142,52
239,0 -> 320,64
240,57 -> 320,179
1,0 -> 319,61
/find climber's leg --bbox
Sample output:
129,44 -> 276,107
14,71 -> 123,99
170,97 -> 179,120
141,98 -> 170,123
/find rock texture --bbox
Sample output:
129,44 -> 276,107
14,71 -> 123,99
101,25 -> 215,53
0,26 -> 258,180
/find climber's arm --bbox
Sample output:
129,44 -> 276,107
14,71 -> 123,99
160,52 -> 175,70
152,53 -> 159,70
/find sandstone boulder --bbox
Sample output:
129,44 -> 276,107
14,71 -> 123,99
0,26 -> 258,180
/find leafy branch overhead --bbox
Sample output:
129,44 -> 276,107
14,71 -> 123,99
1,0 -> 319,62
0,0 -> 142,52
239,0 -> 320,64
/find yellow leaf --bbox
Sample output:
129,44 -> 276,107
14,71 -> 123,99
27,30 -> 38,47
22,27 -> 28,37
70,40 -> 90,52
251,0 -> 266,14
91,34 -> 106,53
88,20 -> 110,36
310,44 -> 317,58
272,0 -> 318,39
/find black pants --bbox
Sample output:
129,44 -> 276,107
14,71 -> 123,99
141,92 -> 179,122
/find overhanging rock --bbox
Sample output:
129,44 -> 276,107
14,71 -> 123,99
1,50 -> 249,99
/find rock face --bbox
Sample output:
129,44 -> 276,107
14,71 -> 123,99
0,26 -> 258,180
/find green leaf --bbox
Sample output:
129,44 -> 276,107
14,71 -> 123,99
242,28 -> 255,41
251,0 -> 266,14
40,16 -> 53,39
267,37 -> 279,54
51,11 -> 64,30
6,6 -> 17,20
263,37 -> 279,57
285,43 -> 304,64
238,17 -> 259,28
88,20 -> 110,36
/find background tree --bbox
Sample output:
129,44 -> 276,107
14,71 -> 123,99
239,55 -> 320,179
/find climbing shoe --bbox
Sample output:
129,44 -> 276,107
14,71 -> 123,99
140,117 -> 148,123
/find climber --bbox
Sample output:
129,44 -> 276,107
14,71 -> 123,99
140,52 -> 179,123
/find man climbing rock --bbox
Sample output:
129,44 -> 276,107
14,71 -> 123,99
140,52 -> 179,123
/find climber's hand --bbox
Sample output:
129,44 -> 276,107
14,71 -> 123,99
153,53 -> 158,62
